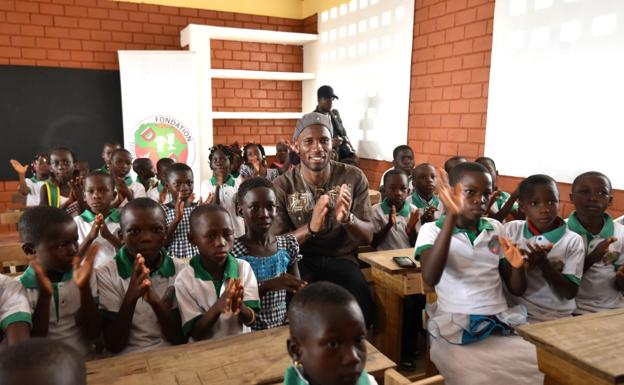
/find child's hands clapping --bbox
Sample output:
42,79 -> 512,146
436,167 -> 463,215
73,244 -> 99,290
387,205 -> 397,226
115,177 -> 131,200
500,237 -> 525,269
421,205 -> 436,224
525,243 -> 553,270
173,195 -> 185,224
587,237 -> 617,267
86,213 -> 104,242
127,253 -> 151,302
199,192 -> 214,205
215,279 -> 239,315
406,209 -> 420,235
29,258 -> 53,298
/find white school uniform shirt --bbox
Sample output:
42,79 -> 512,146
504,220 -> 585,322
174,254 -> 260,340
96,246 -> 186,354
410,191 -> 444,232
0,274 -> 32,333
567,212 -> 624,314
371,200 -> 417,250
19,266 -> 98,355
117,176 -> 147,208
415,216 -> 509,315
74,209 -> 121,268
200,175 -> 245,237
25,177 -> 44,206
146,180 -> 172,204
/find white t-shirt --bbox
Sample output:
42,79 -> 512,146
0,274 -> 31,333
504,220 -> 585,321
74,209 -> 121,268
19,267 -> 98,355
146,181 -> 172,204
371,200 -> 417,250
25,178 -> 44,206
567,212 -> 624,314
117,176 -> 147,207
96,247 -> 186,354
200,175 -> 245,237
415,217 -> 509,315
175,255 -> 260,341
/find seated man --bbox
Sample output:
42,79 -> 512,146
273,112 -> 375,328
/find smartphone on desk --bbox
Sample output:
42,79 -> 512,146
393,256 -> 417,268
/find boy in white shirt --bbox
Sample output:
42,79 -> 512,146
416,162 -> 541,385
147,157 -> 174,204
378,145 -> 414,194
97,198 -> 186,354
567,171 -> 624,313
17,206 -> 100,355
175,204 -> 259,341
410,163 -> 444,232
0,274 -> 31,346
504,174 -> 585,322
109,149 -> 146,207
74,171 -> 122,267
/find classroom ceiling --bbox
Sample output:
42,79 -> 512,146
113,0 -> 348,19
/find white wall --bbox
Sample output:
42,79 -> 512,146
303,0 -> 415,161
486,0 -> 624,188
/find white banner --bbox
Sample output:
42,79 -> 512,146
118,51 -> 202,194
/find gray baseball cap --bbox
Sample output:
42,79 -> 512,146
292,112 -> 332,141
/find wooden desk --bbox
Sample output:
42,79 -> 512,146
0,232 -> 29,276
86,326 -> 395,385
516,308 -> 624,385
358,248 -> 423,362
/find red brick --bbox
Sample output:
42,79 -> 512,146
122,21 -> 142,32
0,1 -> 14,11
11,36 -> 35,47
446,26 -> 464,42
21,48 -> 46,59
0,23 -> 19,34
6,11 -> 29,23
0,46 -> 21,58
45,26 -> 70,38
455,8 -> 476,25
65,6 -> 88,17
59,39 -> 81,49
461,84 -> 482,98
444,57 -> 462,71
82,40 -> 104,51
476,3 -> 494,20
451,70 -> 472,84
128,12 -> 148,23
453,40 -> 473,55
465,21 -> 487,38
434,43 -> 453,58
71,51 -> 94,61
40,3 -> 63,15
94,51 -> 116,63
423,141 -> 440,155
427,59 -> 444,74
460,114 -> 482,128
69,29 -> 90,39
109,9 -> 128,21
54,16 -> 78,28
450,100 -> 470,113
457,143 -> 479,158
78,18 -> 99,29
148,13 -> 168,24
31,14 -> 53,25
15,1 -> 38,13
101,20 -> 122,31
425,115 -> 441,128
447,0 -> 468,12
441,114 -> 460,127
428,2 -> 446,18
138,3 -> 159,13
169,15 -> 187,26
469,99 -> 488,113
21,25 -> 45,36
117,2 -> 137,10
473,35 -> 493,52
133,33 -> 154,44
440,142 -> 459,155
428,31 -> 445,46
87,7 -> 108,18
36,37 -> 59,49
90,30 -> 111,41
468,129 -> 486,143
47,49 -> 71,60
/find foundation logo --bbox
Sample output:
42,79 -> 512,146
131,116 -> 195,165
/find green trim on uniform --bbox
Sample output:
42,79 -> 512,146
189,254 -> 239,296
113,246 -> 175,279
567,211 -> 614,242
20,265 -> 72,321
123,176 -> 133,187
156,180 -> 166,193
564,274 -> 581,286
380,199 -> 410,218
283,366 -> 372,385
414,244 -> 433,261
434,215 -> 494,245
97,165 -> 109,173
210,174 -> 236,187
230,171 -> 240,179
243,300 -> 261,311
0,311 -> 32,331
44,180 -> 60,207
523,220 -> 567,244
411,192 -> 440,209
79,208 -> 121,223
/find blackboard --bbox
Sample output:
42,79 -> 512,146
0,65 -> 123,180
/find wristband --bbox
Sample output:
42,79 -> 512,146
244,308 -> 256,326
307,221 -> 319,238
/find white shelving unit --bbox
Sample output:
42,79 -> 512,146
179,24 -> 318,179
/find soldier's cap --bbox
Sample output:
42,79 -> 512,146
292,112 -> 332,141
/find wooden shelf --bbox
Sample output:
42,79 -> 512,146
181,25 -> 318,47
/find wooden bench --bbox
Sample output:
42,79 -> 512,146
0,232 -> 29,277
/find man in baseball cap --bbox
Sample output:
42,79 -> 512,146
313,85 -> 357,162
272,113 -> 376,329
